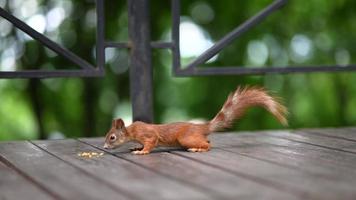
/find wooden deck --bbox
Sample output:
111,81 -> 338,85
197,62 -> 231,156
1,127 -> 356,200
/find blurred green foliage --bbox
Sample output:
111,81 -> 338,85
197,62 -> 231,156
0,0 -> 356,140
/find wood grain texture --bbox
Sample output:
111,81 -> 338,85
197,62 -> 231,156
0,141 -> 130,200
81,138 -> 299,200
173,148 -> 356,200
34,139 -> 210,200
1,128 -> 356,200
211,133 -> 356,174
0,161 -> 54,200
264,130 -> 356,153
301,127 -> 356,141
207,133 -> 356,199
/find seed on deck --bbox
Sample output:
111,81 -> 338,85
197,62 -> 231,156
77,152 -> 104,158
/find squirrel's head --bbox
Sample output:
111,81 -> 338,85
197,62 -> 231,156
103,118 -> 128,149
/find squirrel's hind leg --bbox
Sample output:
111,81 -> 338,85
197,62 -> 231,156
178,134 -> 211,153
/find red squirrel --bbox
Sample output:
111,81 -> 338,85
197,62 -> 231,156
103,86 -> 288,155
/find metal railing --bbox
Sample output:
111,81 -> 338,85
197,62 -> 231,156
0,0 -> 105,78
168,0 -> 356,76
1,0 -> 355,122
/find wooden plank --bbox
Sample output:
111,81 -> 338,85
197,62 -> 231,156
211,133 -> 356,183
211,133 -> 356,173
0,141 -> 130,200
172,145 -> 356,200
34,139 -> 210,200
81,137 -> 299,200
302,128 -> 356,142
264,130 -> 356,153
0,161 -> 54,200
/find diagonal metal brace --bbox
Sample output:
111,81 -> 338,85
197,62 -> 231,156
0,7 -> 95,70
185,0 -> 288,70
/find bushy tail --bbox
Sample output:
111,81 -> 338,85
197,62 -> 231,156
208,86 -> 288,132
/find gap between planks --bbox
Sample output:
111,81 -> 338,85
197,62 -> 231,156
210,131 -> 356,181
78,129 -> 356,200
263,130 -> 356,155
29,140 -> 138,200
78,139 -> 231,200
33,139 -> 212,200
169,132 -> 356,200
1,127 -> 354,200
78,138 -> 300,200
0,148 -> 61,200
211,133 -> 356,173
0,140 -> 131,200
300,128 -> 356,143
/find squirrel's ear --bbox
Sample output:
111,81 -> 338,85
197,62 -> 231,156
112,118 -> 125,130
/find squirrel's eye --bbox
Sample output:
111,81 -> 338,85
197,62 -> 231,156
109,135 -> 116,141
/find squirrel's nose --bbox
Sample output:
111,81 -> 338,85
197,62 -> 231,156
103,143 -> 109,149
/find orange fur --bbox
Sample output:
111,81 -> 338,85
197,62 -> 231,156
104,86 -> 288,155
209,86 -> 288,132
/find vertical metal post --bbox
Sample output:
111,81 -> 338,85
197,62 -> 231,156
96,0 -> 105,72
171,0 -> 181,73
128,0 -> 154,123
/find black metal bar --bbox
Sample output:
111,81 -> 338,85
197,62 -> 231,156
96,0 -> 105,71
0,70 -> 104,79
128,0 -> 154,123
105,41 -> 174,49
151,41 -> 174,49
105,42 -> 131,48
185,0 -> 287,70
0,7 -> 96,70
175,65 -> 356,76
171,0 -> 181,73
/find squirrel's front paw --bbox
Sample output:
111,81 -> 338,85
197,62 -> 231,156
187,148 -> 210,152
132,150 -> 150,155
130,147 -> 144,151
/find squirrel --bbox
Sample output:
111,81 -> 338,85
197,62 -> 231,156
103,86 -> 288,155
